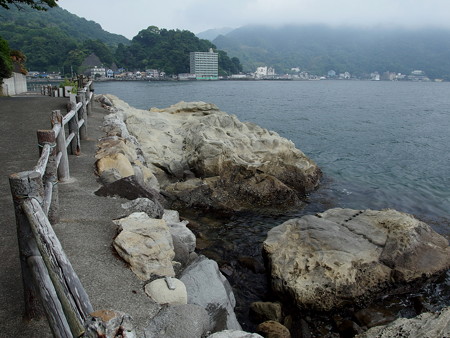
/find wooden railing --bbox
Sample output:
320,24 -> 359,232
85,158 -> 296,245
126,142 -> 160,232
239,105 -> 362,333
9,80 -> 95,337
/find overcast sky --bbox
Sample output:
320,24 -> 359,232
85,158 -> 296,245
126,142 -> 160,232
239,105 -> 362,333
59,0 -> 450,39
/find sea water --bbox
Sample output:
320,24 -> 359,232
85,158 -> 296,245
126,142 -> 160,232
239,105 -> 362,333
96,80 -> 450,331
96,80 -> 450,230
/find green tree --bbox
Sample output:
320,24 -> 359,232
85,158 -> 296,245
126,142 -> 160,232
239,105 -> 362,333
82,39 -> 114,66
0,0 -> 58,10
63,49 -> 87,76
10,49 -> 26,74
0,36 -> 13,81
120,25 -> 243,75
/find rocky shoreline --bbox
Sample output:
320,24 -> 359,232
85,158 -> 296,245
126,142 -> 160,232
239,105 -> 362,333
93,94 -> 449,337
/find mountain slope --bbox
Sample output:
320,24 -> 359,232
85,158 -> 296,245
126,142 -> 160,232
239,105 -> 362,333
0,6 -> 129,47
213,24 -> 450,79
196,27 -> 234,41
0,5 -> 129,71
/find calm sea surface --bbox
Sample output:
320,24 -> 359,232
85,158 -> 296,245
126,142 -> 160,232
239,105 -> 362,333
96,80 -> 450,234
96,80 -> 450,330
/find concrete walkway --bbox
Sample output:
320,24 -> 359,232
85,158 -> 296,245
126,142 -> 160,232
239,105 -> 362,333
0,95 -> 159,337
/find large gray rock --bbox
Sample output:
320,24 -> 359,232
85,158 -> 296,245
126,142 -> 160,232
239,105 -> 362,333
180,255 -> 242,332
108,98 -> 321,213
162,209 -> 196,266
263,208 -> 450,311
102,112 -> 131,138
95,135 -> 159,190
96,136 -> 139,164
113,212 -> 175,280
164,212 -> 196,254
144,304 -> 212,338
164,165 -> 306,212
121,198 -> 164,219
356,307 -> 450,338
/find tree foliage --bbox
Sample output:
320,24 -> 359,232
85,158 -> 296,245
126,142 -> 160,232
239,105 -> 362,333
0,0 -> 58,11
10,48 -> 26,74
0,36 -> 13,80
0,7 -> 242,77
0,5 -> 128,72
117,26 -> 242,75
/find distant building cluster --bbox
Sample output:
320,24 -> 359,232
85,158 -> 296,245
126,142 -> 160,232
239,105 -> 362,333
225,66 -> 436,81
254,66 -> 275,79
25,51 -> 439,82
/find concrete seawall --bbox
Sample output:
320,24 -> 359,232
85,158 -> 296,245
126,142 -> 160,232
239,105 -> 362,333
1,72 -> 27,96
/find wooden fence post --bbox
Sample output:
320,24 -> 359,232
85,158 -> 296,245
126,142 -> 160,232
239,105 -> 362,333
87,82 -> 93,115
77,91 -> 87,140
23,198 -> 93,337
51,110 -> 70,181
67,99 -> 80,155
27,256 -> 72,337
37,130 -> 59,224
9,170 -> 45,320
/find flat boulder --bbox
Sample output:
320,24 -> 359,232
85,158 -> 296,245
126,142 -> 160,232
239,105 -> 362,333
144,278 -> 187,305
113,212 -> 175,280
96,152 -> 134,179
263,208 -> 450,311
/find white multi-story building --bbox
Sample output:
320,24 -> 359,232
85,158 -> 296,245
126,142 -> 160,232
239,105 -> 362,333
190,49 -> 219,80
90,66 -> 106,78
254,66 -> 275,79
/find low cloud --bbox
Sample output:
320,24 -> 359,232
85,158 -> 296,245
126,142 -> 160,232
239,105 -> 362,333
59,0 -> 450,38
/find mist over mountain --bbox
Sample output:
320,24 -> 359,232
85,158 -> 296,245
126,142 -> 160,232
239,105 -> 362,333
213,24 -> 450,79
196,27 -> 235,41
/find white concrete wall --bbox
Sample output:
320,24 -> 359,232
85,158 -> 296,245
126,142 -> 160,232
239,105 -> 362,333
1,72 -> 27,96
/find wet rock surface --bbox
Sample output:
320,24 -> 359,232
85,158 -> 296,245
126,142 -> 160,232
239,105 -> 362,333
256,320 -> 291,338
356,306 -> 450,337
263,208 -> 450,312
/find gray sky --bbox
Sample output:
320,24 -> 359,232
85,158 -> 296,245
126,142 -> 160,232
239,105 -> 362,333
59,0 -> 450,39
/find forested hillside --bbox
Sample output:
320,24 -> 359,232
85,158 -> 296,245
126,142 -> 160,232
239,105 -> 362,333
116,26 -> 241,75
0,5 -> 242,76
214,24 -> 450,79
0,5 -> 128,72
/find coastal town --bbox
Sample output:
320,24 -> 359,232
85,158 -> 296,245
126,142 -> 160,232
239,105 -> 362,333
25,51 -> 438,83
2,0 -> 450,337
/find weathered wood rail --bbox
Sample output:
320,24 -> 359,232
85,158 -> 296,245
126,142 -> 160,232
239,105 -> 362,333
9,80 -> 95,337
